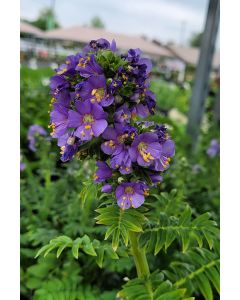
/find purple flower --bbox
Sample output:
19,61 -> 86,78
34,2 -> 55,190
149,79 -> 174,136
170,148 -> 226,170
27,125 -> 47,152
207,139 -> 220,157
145,90 -> 156,115
94,161 -> 112,183
126,49 -> 142,64
78,75 -> 114,107
20,162 -> 26,172
116,182 -> 148,209
154,124 -> 168,143
83,38 -> 116,53
101,184 -> 113,193
50,74 -> 69,91
114,103 -> 131,124
68,100 -> 108,141
129,133 -> 161,167
75,54 -> 103,78
152,139 -> 175,171
60,143 -> 78,162
50,75 -> 71,107
101,124 -> 137,174
108,79 -> 122,94
148,172 -> 163,185
131,103 -> 150,118
50,103 -> 69,139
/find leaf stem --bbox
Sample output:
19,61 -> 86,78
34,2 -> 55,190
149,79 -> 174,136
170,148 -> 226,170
129,231 -> 150,278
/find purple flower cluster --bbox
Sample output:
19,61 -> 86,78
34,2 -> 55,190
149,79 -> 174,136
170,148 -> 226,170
49,39 -> 175,209
27,125 -> 47,152
206,139 -> 220,158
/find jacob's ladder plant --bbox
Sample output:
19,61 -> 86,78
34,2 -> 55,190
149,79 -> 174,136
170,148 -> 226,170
36,39 -> 220,300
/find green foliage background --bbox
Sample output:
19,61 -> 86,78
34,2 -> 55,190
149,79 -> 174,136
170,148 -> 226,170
20,66 -> 219,300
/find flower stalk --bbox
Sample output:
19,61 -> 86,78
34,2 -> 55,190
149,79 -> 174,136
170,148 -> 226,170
129,231 -> 150,278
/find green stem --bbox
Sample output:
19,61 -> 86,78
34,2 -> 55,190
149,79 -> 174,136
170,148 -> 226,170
129,231 -> 150,278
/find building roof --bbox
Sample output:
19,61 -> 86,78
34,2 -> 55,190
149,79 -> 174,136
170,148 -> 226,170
166,44 -> 219,69
44,25 -> 174,59
20,21 -> 44,37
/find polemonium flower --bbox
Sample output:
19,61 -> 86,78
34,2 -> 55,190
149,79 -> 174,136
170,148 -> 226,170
83,38 -> 116,53
76,54 -> 103,78
108,79 -> 122,94
68,100 -> 108,141
152,139 -> 175,171
27,125 -> 47,152
50,75 -> 71,107
148,172 -> 163,185
101,124 -> 137,174
49,103 -> 69,139
55,52 -> 82,76
78,75 -> 114,107
129,133 -> 161,167
94,161 -> 112,183
207,139 -> 220,157
60,143 -> 78,162
101,184 -> 113,193
114,103 -> 131,124
145,90 -> 156,114
20,162 -> 26,172
154,124 -> 168,143
115,182 -> 148,209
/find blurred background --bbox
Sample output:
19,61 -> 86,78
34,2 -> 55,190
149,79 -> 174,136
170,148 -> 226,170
20,1 -> 220,299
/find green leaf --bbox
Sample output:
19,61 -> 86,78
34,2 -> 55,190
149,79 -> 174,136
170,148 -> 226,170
197,273 -> 213,300
71,238 -> 82,259
140,205 -> 219,255
95,204 -> 146,251
165,247 -> 220,300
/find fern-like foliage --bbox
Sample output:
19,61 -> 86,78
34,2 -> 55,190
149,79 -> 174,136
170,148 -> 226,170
35,235 -> 97,258
95,204 -> 147,251
118,271 -> 194,300
139,205 -> 219,254
35,235 -> 128,268
163,247 -> 220,300
33,278 -> 116,300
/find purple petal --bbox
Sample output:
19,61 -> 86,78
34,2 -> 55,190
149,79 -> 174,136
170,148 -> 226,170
101,95 -> 114,107
92,119 -> 108,137
131,193 -> 145,208
75,100 -> 91,114
91,103 -> 108,119
68,110 -> 83,128
101,140 -> 116,155
102,127 -> 117,140
117,198 -> 131,210
163,140 -> 175,157
101,184 -> 113,193
116,185 -> 125,199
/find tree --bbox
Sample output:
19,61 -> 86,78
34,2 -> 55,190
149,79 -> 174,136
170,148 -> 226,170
29,8 -> 60,31
189,32 -> 203,47
90,16 -> 105,29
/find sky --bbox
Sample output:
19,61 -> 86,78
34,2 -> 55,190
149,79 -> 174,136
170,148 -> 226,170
21,0 -> 218,46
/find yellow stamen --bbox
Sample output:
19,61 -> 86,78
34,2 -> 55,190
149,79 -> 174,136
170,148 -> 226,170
57,67 -> 67,75
85,125 -> 91,129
